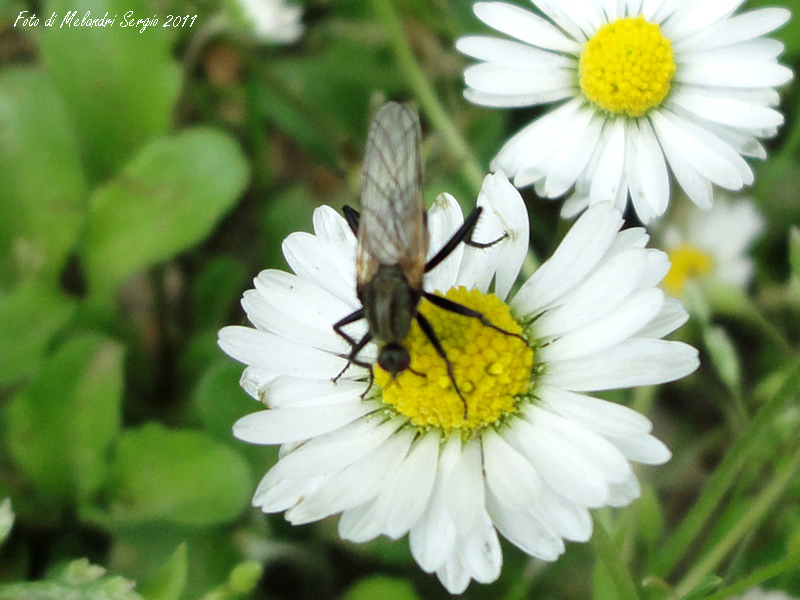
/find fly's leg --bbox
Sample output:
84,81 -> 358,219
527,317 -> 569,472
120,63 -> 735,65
333,332 -> 375,400
415,312 -> 469,419
333,307 -> 365,347
423,292 -> 527,343
425,206 -> 507,273
332,308 -> 374,393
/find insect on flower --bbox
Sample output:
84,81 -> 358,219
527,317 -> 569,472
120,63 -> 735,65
332,101 -> 525,413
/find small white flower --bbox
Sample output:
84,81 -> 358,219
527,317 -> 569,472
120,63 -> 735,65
660,194 -> 764,296
237,0 -> 303,44
219,173 -> 699,594
457,0 -> 793,223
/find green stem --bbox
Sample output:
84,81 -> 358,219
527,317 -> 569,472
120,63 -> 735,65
592,516 -> 641,600
652,351 -> 800,577
699,553 -> 800,600
371,0 -> 485,195
674,441 -> 800,596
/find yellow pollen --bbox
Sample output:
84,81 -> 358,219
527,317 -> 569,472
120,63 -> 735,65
663,244 -> 714,296
374,287 -> 533,434
579,15 -> 676,117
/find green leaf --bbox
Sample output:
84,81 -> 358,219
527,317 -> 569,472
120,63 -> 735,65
637,486 -> 665,553
192,257 -> 248,332
703,325 -> 742,395
341,576 -> 421,600
789,226 -> 800,282
679,575 -> 723,600
39,0 -> 181,179
192,359 -> 256,443
0,68 -> 86,285
84,127 -> 250,297
0,280 -> 76,385
139,543 -> 187,600
227,562 -> 263,595
0,499 -> 13,547
6,333 -> 124,506
109,423 -> 252,526
0,558 -> 144,600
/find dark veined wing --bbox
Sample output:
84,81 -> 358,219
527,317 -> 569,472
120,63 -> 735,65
356,102 -> 428,291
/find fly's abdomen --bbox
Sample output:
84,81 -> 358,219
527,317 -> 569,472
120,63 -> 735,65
359,265 -> 420,345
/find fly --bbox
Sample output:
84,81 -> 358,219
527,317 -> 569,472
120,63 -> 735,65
332,102 -> 523,415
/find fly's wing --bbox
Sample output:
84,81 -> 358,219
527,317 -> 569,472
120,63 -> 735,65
356,102 -> 428,292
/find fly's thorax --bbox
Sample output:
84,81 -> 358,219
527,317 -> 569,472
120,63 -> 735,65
358,264 -> 421,344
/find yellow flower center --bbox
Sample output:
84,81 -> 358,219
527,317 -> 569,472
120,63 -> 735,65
579,15 -> 676,117
663,244 -> 714,296
375,287 -> 533,435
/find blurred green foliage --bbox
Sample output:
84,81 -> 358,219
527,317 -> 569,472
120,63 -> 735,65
0,0 -> 799,598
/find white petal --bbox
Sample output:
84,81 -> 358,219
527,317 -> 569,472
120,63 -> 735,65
661,0 -> 746,39
515,107 -> 602,191
338,501 -> 383,543
506,417 -> 610,507
465,86 -> 576,108
457,35 -> 574,67
651,110 -> 751,192
463,172 -> 529,300
589,118 -> 626,205
464,62 -> 575,96
535,248 -> 649,338
377,433 -> 441,539
607,432 -> 672,464
218,326 -> 352,379
473,2 -> 582,53
253,472 -> 328,513
242,289 -> 348,354
648,114 -> 713,209
540,288 -> 665,362
636,297 -> 689,338
540,113 -> 605,197
232,402 -> 378,445
525,405 -> 633,484
435,557 -> 471,595
485,492 -> 565,560
254,270 -> 365,339
409,438 -> 461,572
457,513 -> 503,584
673,8 -> 790,53
242,373 -> 364,408
493,99 -> 583,177
676,58 -> 793,89
270,416 -> 395,478
543,338 -> 700,390
669,89 -> 784,130
282,231 -> 358,308
512,202 -> 623,316
607,473 -> 642,507
425,193 -> 465,292
627,119 -> 670,222
532,0 -> 596,40
443,438 -> 484,531
537,385 -> 654,437
287,427 -> 415,524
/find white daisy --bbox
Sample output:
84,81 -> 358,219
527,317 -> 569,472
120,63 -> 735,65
236,0 -> 303,44
457,0 -> 793,224
660,194 -> 764,297
218,172 -> 699,594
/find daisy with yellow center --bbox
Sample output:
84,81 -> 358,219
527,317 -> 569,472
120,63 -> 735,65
218,173 -> 699,594
661,194 -> 765,297
457,1 -> 792,223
